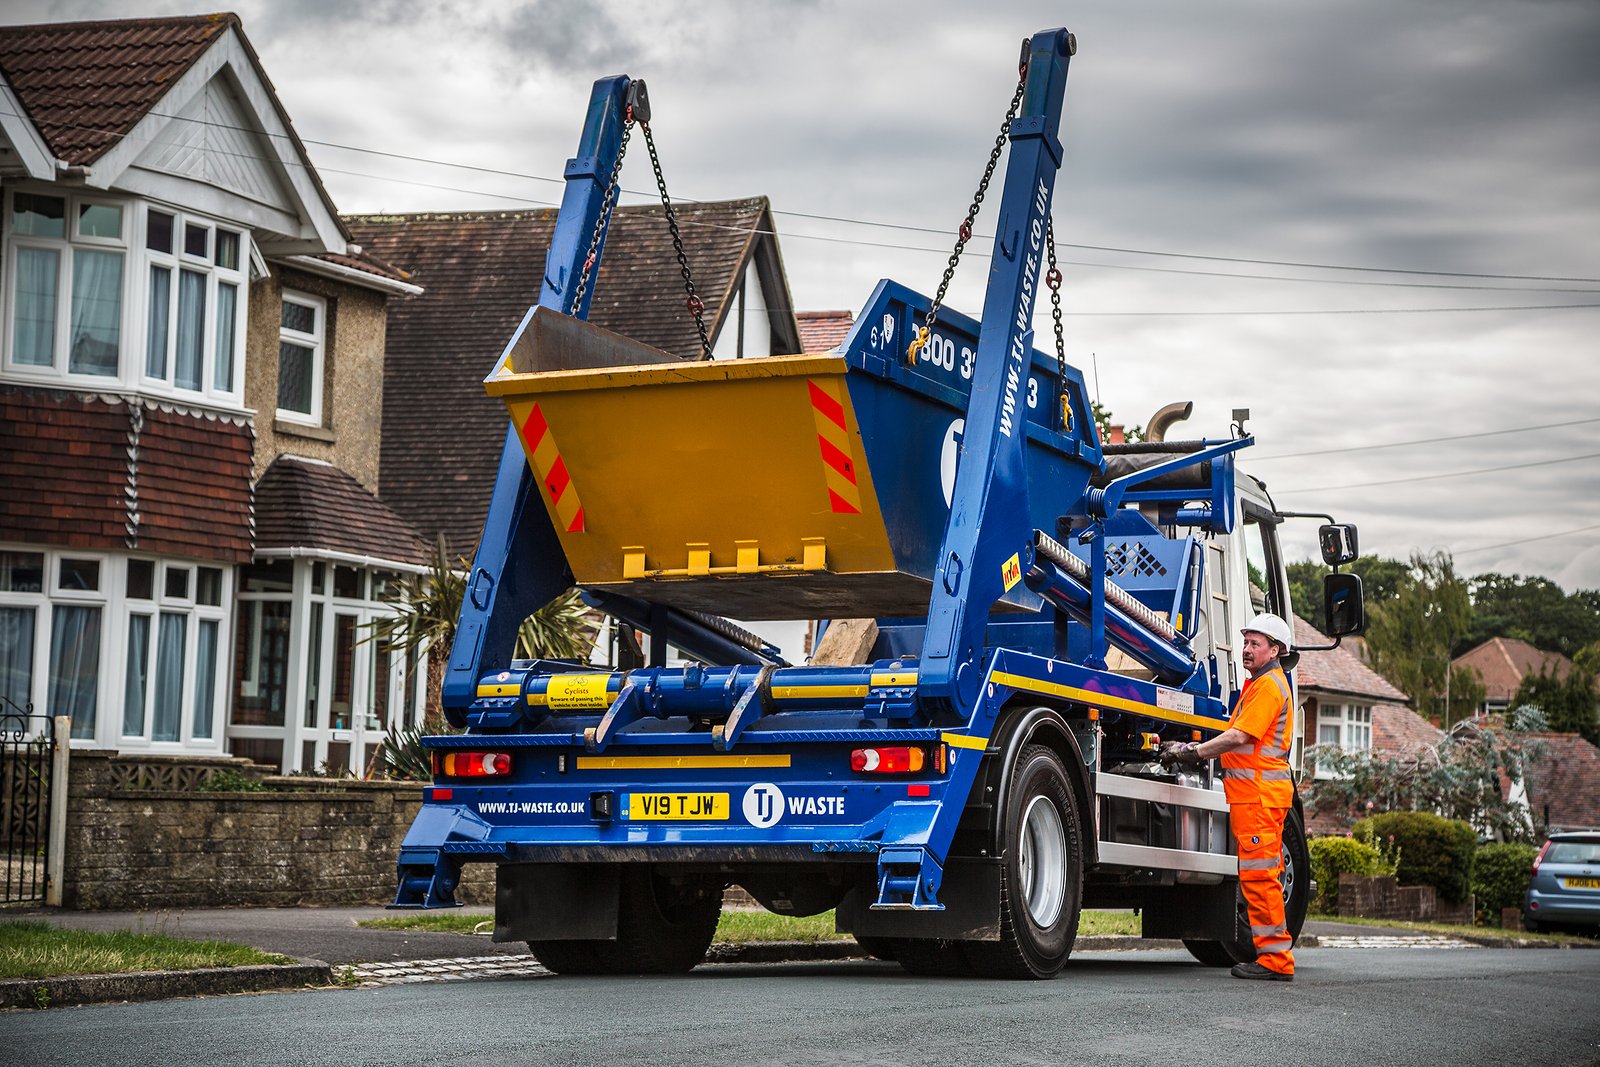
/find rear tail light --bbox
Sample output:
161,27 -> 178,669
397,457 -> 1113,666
851,746 -> 927,774
434,751 -> 513,778
1532,839 -> 1552,875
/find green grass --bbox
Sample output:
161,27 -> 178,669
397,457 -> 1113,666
0,920 -> 291,979
361,907 -> 1144,940
1306,912 -> 1589,945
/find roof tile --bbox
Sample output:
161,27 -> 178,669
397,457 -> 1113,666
254,455 -> 424,566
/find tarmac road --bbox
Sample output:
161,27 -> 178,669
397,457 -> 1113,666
5,946 -> 1599,1066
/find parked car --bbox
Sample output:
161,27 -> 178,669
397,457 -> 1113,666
1524,831 -> 1600,933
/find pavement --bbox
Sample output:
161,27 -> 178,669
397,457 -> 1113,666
2,905 -> 1589,1009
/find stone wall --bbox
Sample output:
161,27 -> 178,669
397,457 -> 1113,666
1337,874 -> 1476,925
61,751 -> 491,910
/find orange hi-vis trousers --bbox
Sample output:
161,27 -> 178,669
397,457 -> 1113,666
1232,801 -> 1294,975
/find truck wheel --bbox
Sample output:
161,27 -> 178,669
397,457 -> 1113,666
853,935 -> 899,961
963,744 -> 1082,979
527,868 -> 723,974
1183,806 -> 1311,966
891,938 -> 975,976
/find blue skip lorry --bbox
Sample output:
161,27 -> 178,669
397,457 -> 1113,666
390,28 -> 1367,979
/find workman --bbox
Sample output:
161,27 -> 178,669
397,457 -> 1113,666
1162,613 -> 1297,981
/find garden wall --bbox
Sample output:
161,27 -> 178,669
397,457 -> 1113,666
1337,874 -> 1476,925
60,751 -> 492,910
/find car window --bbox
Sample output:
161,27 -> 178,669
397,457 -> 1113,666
1548,841 -> 1600,864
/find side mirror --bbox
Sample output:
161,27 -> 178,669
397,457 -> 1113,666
1324,572 -> 1366,637
1319,523 -> 1359,567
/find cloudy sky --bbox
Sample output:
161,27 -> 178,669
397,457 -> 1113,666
21,0 -> 1600,589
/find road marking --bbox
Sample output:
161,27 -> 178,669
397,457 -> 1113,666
345,954 -> 549,986
1314,935 -> 1480,949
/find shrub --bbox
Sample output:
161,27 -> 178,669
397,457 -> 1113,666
1472,842 -> 1538,923
1353,811 -> 1477,904
1308,835 -> 1397,914
199,767 -> 269,793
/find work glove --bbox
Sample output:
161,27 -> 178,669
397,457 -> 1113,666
1158,741 -> 1202,766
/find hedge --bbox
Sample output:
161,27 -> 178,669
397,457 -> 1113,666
1353,811 -> 1478,904
1473,842 -> 1538,923
1308,835 -> 1396,914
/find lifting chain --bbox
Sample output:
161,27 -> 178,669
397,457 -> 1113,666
568,115 -> 632,318
568,88 -> 711,359
907,47 -> 1029,366
641,121 -> 712,358
1046,217 -> 1071,431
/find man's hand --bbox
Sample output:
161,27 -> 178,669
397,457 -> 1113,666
1158,740 -> 1202,766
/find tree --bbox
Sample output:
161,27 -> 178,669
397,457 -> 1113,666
1365,551 -> 1481,726
1513,655 -> 1599,745
1287,555 -> 1410,627
1465,572 -> 1600,658
1305,706 -> 1550,843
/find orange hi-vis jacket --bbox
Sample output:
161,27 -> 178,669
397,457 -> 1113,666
1219,662 -> 1295,809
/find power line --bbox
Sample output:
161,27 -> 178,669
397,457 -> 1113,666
28,93 -> 1600,291
1284,451 -> 1600,493
1453,522 -> 1600,556
1250,417 -> 1600,461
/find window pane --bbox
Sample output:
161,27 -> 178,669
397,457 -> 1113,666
184,223 -> 209,259
278,341 -> 315,414
192,619 -> 218,739
164,566 -> 190,600
216,229 -> 240,270
69,249 -> 122,376
77,203 -> 123,240
152,611 -> 186,742
369,640 -> 391,730
12,193 -> 65,238
331,613 -> 356,730
146,265 -> 171,379
214,282 -> 238,392
240,559 -> 293,593
333,566 -> 361,599
146,210 -> 174,253
48,604 -> 100,739
13,247 -> 59,367
58,558 -> 100,592
0,606 -> 35,712
175,268 -> 206,390
123,614 -> 150,736
232,600 -> 289,727
281,300 -> 316,334
303,604 -> 323,728
127,559 -> 154,599
196,567 -> 222,606
0,552 -> 44,593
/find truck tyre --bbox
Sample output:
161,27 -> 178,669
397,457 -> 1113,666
890,938 -> 974,976
963,744 -> 1082,979
853,935 -> 899,962
527,868 -> 723,974
1183,805 -> 1312,966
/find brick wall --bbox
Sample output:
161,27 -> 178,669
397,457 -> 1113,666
1337,874 -> 1476,925
61,751 -> 491,910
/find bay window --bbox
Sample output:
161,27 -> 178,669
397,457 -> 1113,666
143,207 -> 247,400
6,191 -> 125,379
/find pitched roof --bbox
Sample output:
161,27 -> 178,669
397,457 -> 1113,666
1453,636 -> 1574,703
346,199 -> 800,557
1372,702 -> 1442,757
1522,732 -> 1600,832
1293,615 -> 1409,703
797,310 -> 855,353
0,14 -> 233,166
253,455 -> 424,567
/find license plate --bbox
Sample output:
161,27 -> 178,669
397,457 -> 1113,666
627,792 -> 729,821
1564,876 -> 1600,889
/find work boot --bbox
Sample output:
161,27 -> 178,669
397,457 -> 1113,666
1230,961 -> 1293,981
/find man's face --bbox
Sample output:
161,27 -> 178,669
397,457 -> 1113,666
1241,631 -> 1277,672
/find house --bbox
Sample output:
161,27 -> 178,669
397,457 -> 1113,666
797,310 -> 855,353
1292,615 -> 1420,767
0,14 -> 427,774
1521,732 -> 1600,832
346,201 -> 812,660
1453,635 -> 1575,715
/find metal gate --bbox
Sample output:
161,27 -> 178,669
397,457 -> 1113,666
0,699 -> 56,905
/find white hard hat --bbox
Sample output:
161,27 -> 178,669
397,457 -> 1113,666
1242,613 -> 1294,653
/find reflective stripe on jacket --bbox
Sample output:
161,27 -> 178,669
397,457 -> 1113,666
1220,664 -> 1295,807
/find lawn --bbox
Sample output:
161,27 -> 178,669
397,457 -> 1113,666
0,920 -> 291,979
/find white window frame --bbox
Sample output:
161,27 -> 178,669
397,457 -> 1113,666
119,558 -> 230,747
1313,701 -> 1374,777
276,290 -> 326,426
3,188 -> 250,410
